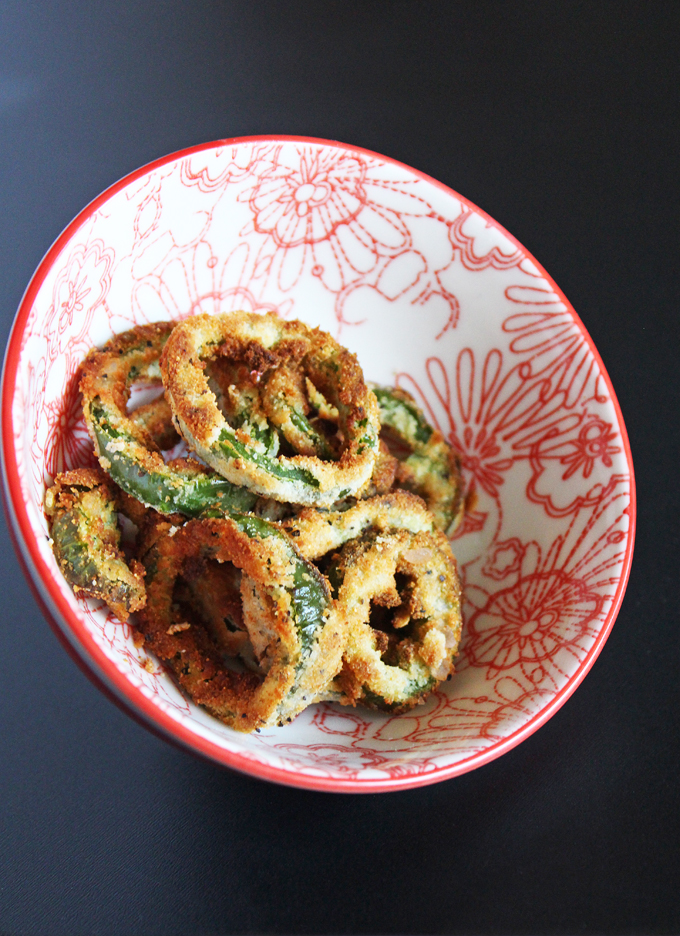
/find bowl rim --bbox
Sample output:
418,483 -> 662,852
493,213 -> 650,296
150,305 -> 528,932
0,134 -> 636,792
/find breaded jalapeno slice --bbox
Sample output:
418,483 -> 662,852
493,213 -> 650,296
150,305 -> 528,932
284,490 -> 462,711
160,312 -> 380,506
284,490 -> 436,561
44,468 -> 146,621
371,385 -> 465,533
329,528 -> 463,712
80,322 -> 261,518
136,514 -> 345,731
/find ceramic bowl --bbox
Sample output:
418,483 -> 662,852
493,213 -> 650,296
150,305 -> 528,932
1,136 -> 635,792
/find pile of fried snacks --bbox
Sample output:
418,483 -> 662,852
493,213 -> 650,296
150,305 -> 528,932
45,312 -> 465,731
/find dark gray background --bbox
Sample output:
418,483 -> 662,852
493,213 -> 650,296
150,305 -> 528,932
1,3 -> 678,934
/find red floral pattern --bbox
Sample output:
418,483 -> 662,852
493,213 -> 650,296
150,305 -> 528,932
554,417 -> 620,480
466,564 -> 603,674
42,370 -> 97,482
448,208 -> 525,271
7,139 -> 633,787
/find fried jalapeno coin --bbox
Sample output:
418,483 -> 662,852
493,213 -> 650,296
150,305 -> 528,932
284,490 -> 436,561
44,468 -> 146,621
160,312 -> 380,506
80,322 -> 260,518
136,514 -> 345,731
330,528 -> 463,712
371,385 -> 465,533
285,491 -> 462,711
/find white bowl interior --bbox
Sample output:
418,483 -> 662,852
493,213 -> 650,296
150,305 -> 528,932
7,139 -> 633,787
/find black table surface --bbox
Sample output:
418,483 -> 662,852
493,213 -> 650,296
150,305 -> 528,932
1,3 -> 678,934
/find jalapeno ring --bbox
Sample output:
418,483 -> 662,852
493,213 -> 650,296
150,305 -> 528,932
283,489 -> 435,561
160,312 -> 380,506
329,528 -> 463,712
136,514 -> 345,731
371,385 -> 465,533
80,322 -> 261,518
44,468 -> 146,621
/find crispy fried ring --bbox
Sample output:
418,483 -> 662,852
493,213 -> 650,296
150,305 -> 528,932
283,490 -> 435,561
330,528 -> 463,712
136,515 -> 345,731
44,468 -> 146,621
371,385 -> 465,533
160,312 -> 380,506
80,322 -> 261,518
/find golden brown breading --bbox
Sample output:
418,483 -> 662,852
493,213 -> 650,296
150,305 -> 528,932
284,489 -> 435,561
372,384 -> 465,533
331,527 -> 463,712
44,468 -> 147,621
135,515 -> 344,731
159,312 -> 381,506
